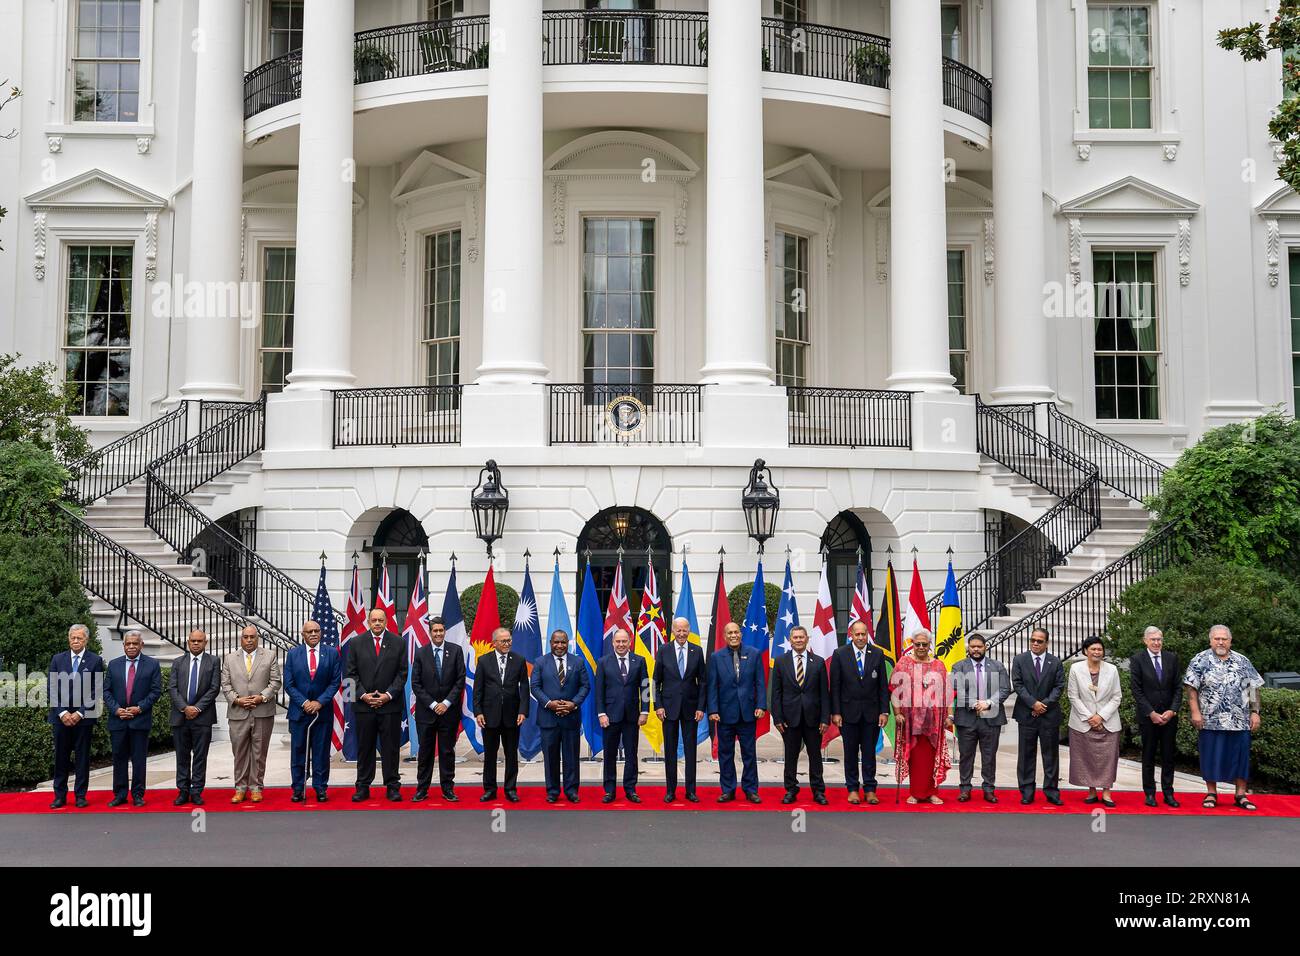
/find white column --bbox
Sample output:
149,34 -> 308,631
179,0 -> 245,401
700,0 -> 771,384
887,0 -> 954,393
990,0 -> 1053,404
285,0 -> 355,390
476,0 -> 547,383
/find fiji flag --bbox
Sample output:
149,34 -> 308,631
514,561 -> 543,760
439,566 -> 481,754
742,559 -> 772,739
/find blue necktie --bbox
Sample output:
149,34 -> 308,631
71,654 -> 80,673
188,657 -> 199,704
678,646 -> 686,677
1153,654 -> 1163,681
434,646 -> 443,678
856,651 -> 864,678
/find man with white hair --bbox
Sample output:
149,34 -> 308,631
654,616 -> 705,804
1129,625 -> 1182,808
48,624 -> 104,809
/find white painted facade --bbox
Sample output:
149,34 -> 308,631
0,0 -> 1294,619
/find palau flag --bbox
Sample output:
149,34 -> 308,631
673,560 -> 710,751
514,561 -> 543,760
575,562 -> 605,756
935,558 -> 967,672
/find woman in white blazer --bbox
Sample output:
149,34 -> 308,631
1067,636 -> 1123,806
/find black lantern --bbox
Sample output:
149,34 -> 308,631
741,458 -> 780,552
471,459 -> 509,557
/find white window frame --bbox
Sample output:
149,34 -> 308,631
941,2 -> 966,64
772,226 -> 812,389
420,225 -> 464,390
257,244 -> 297,394
48,0 -> 156,142
1089,247 -> 1162,423
1288,247 -> 1300,416
1072,0 -> 1179,153
946,246 -> 973,395
578,214 -> 659,388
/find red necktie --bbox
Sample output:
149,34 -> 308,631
309,647 -> 317,679
125,660 -> 136,705
374,637 -> 383,657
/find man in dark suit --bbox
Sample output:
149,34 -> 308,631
1129,625 -> 1182,808
654,616 -> 705,803
346,607 -> 408,802
829,620 -> 891,805
950,633 -> 1010,803
707,621 -> 767,804
103,630 -> 162,808
771,625 -> 831,805
169,628 -> 221,806
594,628 -> 649,803
472,627 -> 530,802
1011,627 -> 1066,805
48,624 -> 105,809
284,618 -> 342,803
411,615 -> 466,802
530,629 -> 590,803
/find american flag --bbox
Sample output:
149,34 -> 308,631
332,564 -> 367,758
847,559 -> 873,643
402,564 -> 431,754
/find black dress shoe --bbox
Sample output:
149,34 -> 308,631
566,792 -> 580,803
352,790 -> 371,803
717,791 -> 735,803
1101,797 -> 1116,808
290,792 -> 305,803
1163,794 -> 1180,808
957,790 -> 971,803
1045,793 -> 1063,806
1020,795 -> 1034,805
442,789 -> 458,803
625,792 -> 641,804
190,794 -> 205,806
546,794 -> 558,804
983,791 -> 998,804
132,796 -> 146,807
745,792 -> 762,804
685,792 -> 699,804
74,796 -> 88,808
172,792 -> 189,807
412,789 -> 428,803
49,796 -> 66,809
781,791 -> 798,804
386,789 -> 403,802
107,795 -> 128,808
1144,794 -> 1158,807
1083,794 -> 1099,804
602,793 -> 616,804
480,791 -> 497,803
663,791 -> 676,804
813,792 -> 829,806
316,792 -> 329,803
504,790 -> 519,803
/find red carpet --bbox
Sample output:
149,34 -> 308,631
2,787 -> 1298,816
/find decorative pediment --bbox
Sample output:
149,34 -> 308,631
243,170 -> 365,214
1255,184 -> 1300,286
765,153 -> 841,207
866,176 -> 993,217
1255,182 -> 1300,219
25,168 -> 166,212
544,130 -> 699,181
390,150 -> 483,207
1057,176 -> 1200,217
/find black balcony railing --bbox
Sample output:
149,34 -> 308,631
65,402 -> 190,506
1047,403 -> 1167,504
243,49 -> 303,119
332,386 -> 462,447
786,387 -> 912,449
549,384 -> 701,445
543,9 -> 708,66
943,57 -> 993,124
761,18 -> 890,87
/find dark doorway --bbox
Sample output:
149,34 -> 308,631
369,509 -> 429,634
576,507 -> 672,635
820,511 -> 873,642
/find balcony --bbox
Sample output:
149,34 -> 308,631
548,383 -> 702,446
786,386 -> 913,449
331,385 -> 462,448
243,11 -> 991,125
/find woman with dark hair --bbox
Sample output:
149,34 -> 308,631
1066,635 -> 1122,806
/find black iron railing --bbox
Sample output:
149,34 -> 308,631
1047,403 -> 1167,504
925,400 -> 1102,631
760,18 -> 890,86
549,383 -> 701,445
544,9 -> 708,66
786,387 -> 912,448
65,403 -> 190,506
943,57 -> 992,124
332,386 -> 462,447
63,506 -> 294,703
353,15 -> 491,80
243,49 -> 303,119
984,523 -> 1177,661
147,394 -> 266,499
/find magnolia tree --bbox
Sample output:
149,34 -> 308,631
0,81 -> 19,252
1219,3 -> 1300,191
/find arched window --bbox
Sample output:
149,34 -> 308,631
370,509 -> 429,633
576,507 -> 672,637
820,511 -> 872,640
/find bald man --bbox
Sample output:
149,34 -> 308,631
654,617 -> 706,803
472,627 -> 530,802
346,608 -> 408,802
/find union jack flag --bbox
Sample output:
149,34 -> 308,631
847,559 -> 873,643
402,564 -> 431,753
332,564 -> 367,758
604,559 -> 634,644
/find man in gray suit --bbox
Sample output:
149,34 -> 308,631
950,634 -> 1010,803
169,629 -> 221,806
221,625 -> 283,804
1011,627 -> 1066,805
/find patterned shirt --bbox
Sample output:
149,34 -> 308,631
1183,650 -> 1264,732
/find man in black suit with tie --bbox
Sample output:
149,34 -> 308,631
48,624 -> 105,809
1129,625 -> 1182,808
169,628 -> 221,806
594,628 -> 649,803
1011,627 -> 1066,805
347,608 -> 408,803
829,620 -> 890,805
104,630 -> 162,807
472,627 -> 530,802
654,616 -> 705,804
411,615 -> 466,802
771,625 -> 831,805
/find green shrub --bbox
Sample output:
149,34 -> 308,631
0,532 -> 96,671
727,582 -> 782,634
1146,411 -> 1300,576
0,442 -> 73,537
0,354 -> 93,465
461,582 -> 520,634
1106,558 -> 1300,673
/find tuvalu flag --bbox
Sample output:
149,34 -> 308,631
575,561 -> 605,755
935,557 -> 966,671
633,554 -> 665,753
